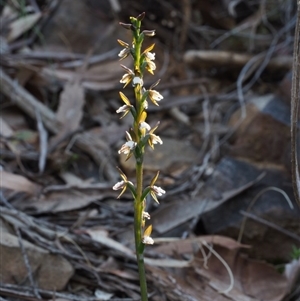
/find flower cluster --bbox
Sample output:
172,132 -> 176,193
113,13 -> 165,247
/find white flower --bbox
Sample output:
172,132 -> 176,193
148,89 -> 163,106
149,171 -> 166,203
145,51 -> 155,60
148,123 -> 163,149
118,132 -> 136,155
120,73 -> 133,87
118,48 -> 130,59
148,80 -> 163,106
120,65 -> 134,87
113,181 -> 125,190
145,59 -> 156,75
116,104 -> 132,118
142,30 -> 156,37
112,167 -> 134,199
143,225 -> 154,245
139,122 -> 151,131
143,100 -> 148,109
143,211 -> 151,219
118,141 -> 136,155
117,40 -> 130,60
143,236 -> 154,245
150,133 -> 163,146
152,185 -> 166,196
132,76 -> 143,86
142,44 -> 156,75
116,105 -> 130,113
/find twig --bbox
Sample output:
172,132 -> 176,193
0,68 -> 118,181
236,16 -> 296,119
43,182 -> 112,193
0,283 -> 138,301
8,0 -> 61,52
238,187 -> 294,243
14,226 -> 42,299
291,1 -> 300,208
35,109 -> 48,173
29,0 -> 41,13
179,0 -> 191,52
201,240 -> 234,294
240,210 -> 300,243
0,67 -> 62,133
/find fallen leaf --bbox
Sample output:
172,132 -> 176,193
152,172 -> 264,233
7,13 -> 41,42
0,117 -> 14,137
86,227 -> 134,258
94,289 -> 113,300
0,170 -> 41,195
56,80 -> 84,133
0,231 -> 74,290
153,235 -> 250,255
194,244 -> 287,301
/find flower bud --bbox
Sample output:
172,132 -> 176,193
143,30 -> 156,37
119,22 -> 133,30
136,12 -> 145,21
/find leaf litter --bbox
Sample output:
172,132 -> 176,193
0,1 -> 300,300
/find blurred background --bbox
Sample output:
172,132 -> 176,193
0,1 -> 300,300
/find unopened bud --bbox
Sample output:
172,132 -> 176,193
136,12 -> 145,21
143,30 -> 155,37
119,22 -> 133,30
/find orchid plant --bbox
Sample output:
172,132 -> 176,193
112,12 -> 165,300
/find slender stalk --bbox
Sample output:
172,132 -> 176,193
133,18 -> 148,300
134,162 -> 148,301
114,13 -> 165,300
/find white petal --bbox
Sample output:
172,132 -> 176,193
116,105 -> 128,113
145,52 -> 155,60
143,236 -> 154,245
151,134 -> 163,145
143,211 -> 151,219
153,185 -> 166,196
133,77 -> 143,86
113,181 -> 125,190
147,60 -> 156,71
150,90 -> 163,101
139,122 -> 151,131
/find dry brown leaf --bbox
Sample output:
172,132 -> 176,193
195,245 -> 287,301
0,170 -> 41,195
0,117 -> 14,137
56,80 -> 84,132
7,13 -> 41,42
153,235 -> 250,256
151,235 -> 287,300
284,258 -> 300,292
152,173 -> 264,234
86,227 -> 134,258
15,190 -> 109,213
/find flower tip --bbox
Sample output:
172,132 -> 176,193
137,12 -> 145,21
143,236 -> 154,245
119,22 -> 132,30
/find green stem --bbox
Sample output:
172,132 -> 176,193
133,18 -> 148,301
134,162 -> 148,301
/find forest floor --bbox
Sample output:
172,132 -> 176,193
1,1 -> 300,300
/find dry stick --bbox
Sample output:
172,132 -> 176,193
8,0 -> 61,52
240,211 -> 300,243
237,187 -> 293,243
0,283 -> 138,301
35,109 -> 48,173
14,226 -> 42,299
0,67 -> 117,181
0,68 -> 61,133
291,1 -> 300,208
